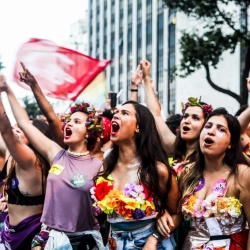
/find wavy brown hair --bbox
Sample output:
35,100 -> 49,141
179,108 -> 248,203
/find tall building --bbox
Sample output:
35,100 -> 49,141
88,0 -> 241,116
64,16 -> 88,54
88,0 -> 175,116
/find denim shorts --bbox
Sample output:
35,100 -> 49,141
105,220 -> 176,250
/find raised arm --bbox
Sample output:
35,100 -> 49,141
140,59 -> 176,155
0,93 -> 36,170
237,106 -> 250,133
0,74 -> 61,164
19,62 -> 65,148
129,64 -> 142,102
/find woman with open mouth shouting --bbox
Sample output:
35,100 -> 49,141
140,59 -> 213,248
179,108 -> 250,249
91,101 -> 181,249
0,73 -> 107,249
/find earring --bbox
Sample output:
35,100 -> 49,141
135,126 -> 139,133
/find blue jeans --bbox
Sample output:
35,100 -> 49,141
105,220 -> 176,250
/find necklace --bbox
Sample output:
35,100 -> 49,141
67,149 -> 90,157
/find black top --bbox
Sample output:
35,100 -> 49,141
2,159 -> 45,206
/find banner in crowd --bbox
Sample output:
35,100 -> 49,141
13,38 -> 111,100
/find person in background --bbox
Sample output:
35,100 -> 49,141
140,59 -> 213,249
179,108 -> 250,249
234,105 -> 250,165
0,74 -> 105,249
0,73 -> 52,250
165,114 -> 182,136
0,134 -> 8,231
91,100 -> 181,250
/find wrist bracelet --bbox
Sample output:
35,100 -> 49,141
152,231 -> 161,240
130,89 -> 138,92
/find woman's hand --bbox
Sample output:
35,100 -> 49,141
131,64 -> 143,87
157,210 -> 174,238
140,59 -> 151,79
19,62 -> 38,87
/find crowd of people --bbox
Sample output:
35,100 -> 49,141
0,59 -> 248,250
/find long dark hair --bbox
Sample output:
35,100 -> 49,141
6,119 -> 53,196
179,108 -> 248,202
95,101 -> 174,215
173,102 -> 210,162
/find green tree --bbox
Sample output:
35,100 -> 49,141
163,0 -> 250,105
21,96 -> 43,119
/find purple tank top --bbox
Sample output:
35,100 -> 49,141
41,149 -> 102,232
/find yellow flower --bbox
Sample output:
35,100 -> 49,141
184,195 -> 198,212
168,157 -> 174,167
119,196 -> 140,210
96,189 -> 122,213
217,197 -> 228,213
228,197 -> 242,215
141,199 -> 155,211
96,175 -> 113,186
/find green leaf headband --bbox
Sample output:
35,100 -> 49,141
182,97 -> 213,117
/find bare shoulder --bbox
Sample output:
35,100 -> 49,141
156,161 -> 170,178
237,164 -> 250,188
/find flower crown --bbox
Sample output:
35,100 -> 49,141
182,97 -> 213,117
69,102 -> 90,115
65,101 -> 104,141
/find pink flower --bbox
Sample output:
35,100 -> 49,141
203,104 -> 213,116
70,107 -> 76,113
193,199 -> 206,218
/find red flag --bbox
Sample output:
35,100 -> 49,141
13,38 -> 111,100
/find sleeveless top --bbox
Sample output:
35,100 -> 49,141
169,157 -> 193,178
41,149 -> 102,232
181,178 -> 246,250
91,175 -> 157,223
1,158 -> 45,206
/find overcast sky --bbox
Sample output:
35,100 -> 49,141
0,0 -> 88,80
0,0 -> 88,123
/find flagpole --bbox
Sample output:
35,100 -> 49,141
64,100 -> 74,113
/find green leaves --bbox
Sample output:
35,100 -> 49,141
163,0 -> 250,104
178,28 -> 238,77
21,96 -> 43,119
